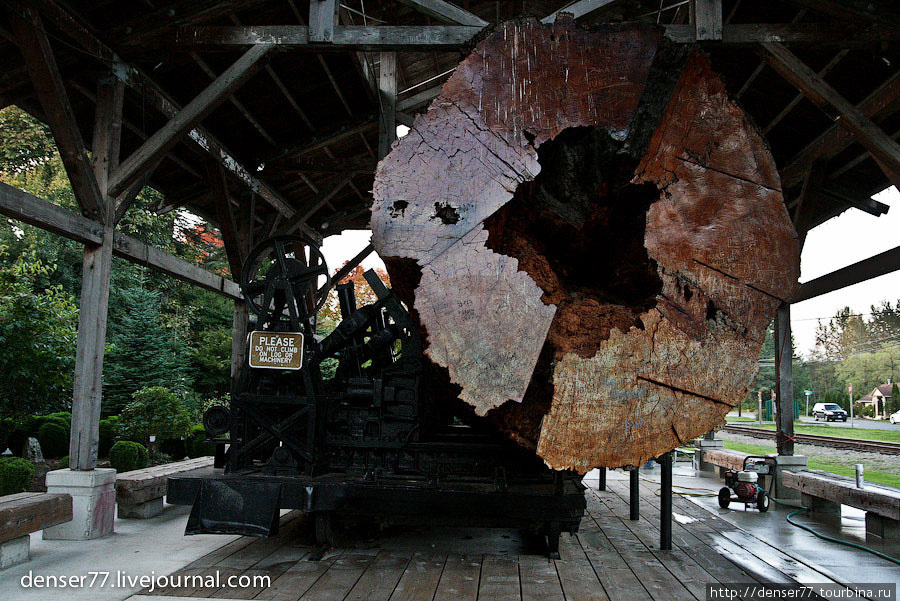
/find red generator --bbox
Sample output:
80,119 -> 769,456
718,455 -> 771,512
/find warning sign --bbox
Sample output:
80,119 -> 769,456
248,331 -> 304,370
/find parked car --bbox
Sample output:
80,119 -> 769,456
890,410 -> 900,424
812,402 -> 848,422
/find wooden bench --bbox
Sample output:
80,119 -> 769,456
116,457 -> 213,518
782,469 -> 900,540
701,448 -> 753,474
0,492 -> 72,568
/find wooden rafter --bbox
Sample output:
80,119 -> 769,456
763,49 -> 849,135
396,0 -> 489,27
794,244 -> 900,303
190,51 -> 276,145
781,70 -> 900,190
762,43 -> 900,191
8,3 -> 104,221
169,25 -> 485,49
283,176 -> 354,235
0,180 -> 243,299
541,0 -> 620,24
692,0 -> 723,41
30,0 -> 317,239
664,22 -> 900,44
109,44 -> 273,198
378,52 -> 398,159
331,242 -> 375,283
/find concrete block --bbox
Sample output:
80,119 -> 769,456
118,497 -> 164,519
692,449 -> 719,473
697,439 -> 724,448
0,535 -> 29,569
801,493 -> 841,515
771,455 -> 807,500
866,513 -> 900,541
43,468 -> 116,540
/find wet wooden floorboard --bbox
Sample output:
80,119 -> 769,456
139,478 -> 844,601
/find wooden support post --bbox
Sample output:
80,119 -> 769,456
659,452 -> 673,551
692,0 -> 723,40
629,469 -> 639,521
109,44 -> 273,197
597,467 -> 606,491
378,52 -> 397,160
8,3 -> 104,222
231,301 -> 249,385
761,43 -> 900,191
69,74 -> 122,471
775,303 -> 795,457
309,0 -> 338,43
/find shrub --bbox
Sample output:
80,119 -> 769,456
119,387 -> 192,446
109,441 -> 148,473
98,419 -> 117,457
148,450 -> 172,466
58,455 -> 69,469
37,422 -> 68,458
0,457 -> 35,494
187,425 -> 215,458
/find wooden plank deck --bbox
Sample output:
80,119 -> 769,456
138,476 -> 846,601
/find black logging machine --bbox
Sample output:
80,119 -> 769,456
166,235 -> 585,557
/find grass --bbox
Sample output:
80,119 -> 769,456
721,440 -> 900,488
725,416 -> 760,423
727,422 -> 900,444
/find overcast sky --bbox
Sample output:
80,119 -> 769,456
320,187 -> 900,359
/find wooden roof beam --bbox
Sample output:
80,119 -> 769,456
267,86 -> 440,163
0,180 -> 242,299
282,176 -> 354,235
171,25 -> 485,50
781,70 -> 900,190
763,49 -> 849,135
30,0 -> 317,240
762,43 -> 900,193
541,0 -> 620,24
331,242 -> 375,283
109,44 -> 273,198
8,3 -> 105,222
794,244 -> 900,303
396,0 -> 488,27
664,22 -> 900,44
190,51 -> 276,146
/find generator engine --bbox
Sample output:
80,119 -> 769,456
718,455 -> 771,512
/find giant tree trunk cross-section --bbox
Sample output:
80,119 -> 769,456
371,18 -> 800,472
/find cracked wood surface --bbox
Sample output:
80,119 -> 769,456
371,19 -> 799,471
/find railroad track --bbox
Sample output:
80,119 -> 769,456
722,424 -> 900,455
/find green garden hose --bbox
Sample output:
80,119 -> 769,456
768,495 -> 900,566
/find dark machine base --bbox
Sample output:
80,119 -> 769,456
168,469 -> 586,558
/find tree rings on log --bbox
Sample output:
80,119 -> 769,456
370,18 -> 800,472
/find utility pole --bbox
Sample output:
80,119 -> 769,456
849,382 -> 854,428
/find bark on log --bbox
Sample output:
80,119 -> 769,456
370,18 -> 800,472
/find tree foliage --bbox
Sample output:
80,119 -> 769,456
0,258 -> 77,418
0,105 -> 233,420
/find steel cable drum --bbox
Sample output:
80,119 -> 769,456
370,18 -> 800,472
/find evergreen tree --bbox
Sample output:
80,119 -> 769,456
104,283 -> 189,413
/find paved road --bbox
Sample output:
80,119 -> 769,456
727,412 -> 898,431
